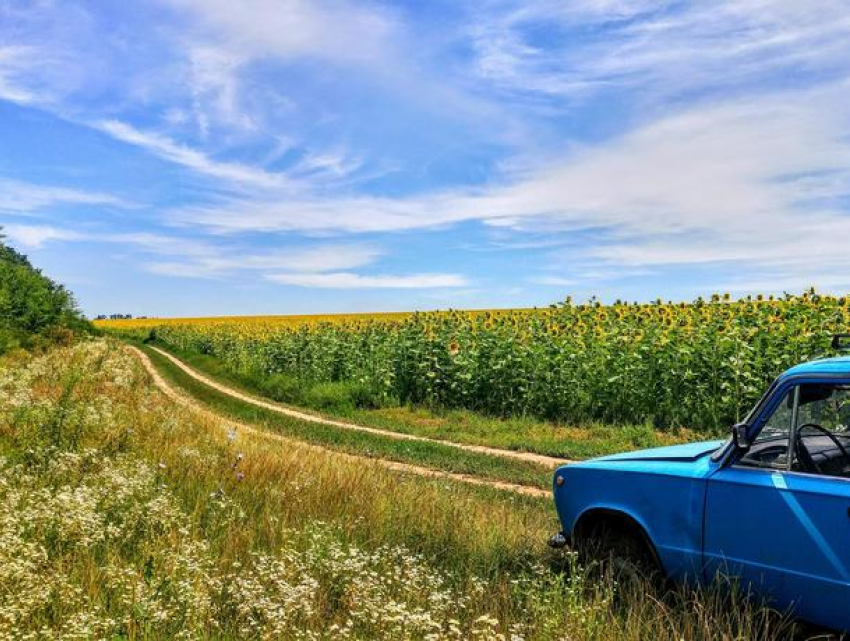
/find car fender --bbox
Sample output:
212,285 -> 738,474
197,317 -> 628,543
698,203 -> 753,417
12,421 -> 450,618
572,504 -> 665,572
555,465 -> 709,582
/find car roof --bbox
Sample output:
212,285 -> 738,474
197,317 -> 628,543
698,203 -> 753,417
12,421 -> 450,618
782,355 -> 850,378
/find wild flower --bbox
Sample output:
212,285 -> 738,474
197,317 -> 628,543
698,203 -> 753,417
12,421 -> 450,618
0,340 -> 792,640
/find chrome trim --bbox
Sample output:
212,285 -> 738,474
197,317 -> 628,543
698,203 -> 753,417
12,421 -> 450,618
727,463 -> 850,484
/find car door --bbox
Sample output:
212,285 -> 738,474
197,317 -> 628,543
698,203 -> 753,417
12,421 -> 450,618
703,382 -> 850,631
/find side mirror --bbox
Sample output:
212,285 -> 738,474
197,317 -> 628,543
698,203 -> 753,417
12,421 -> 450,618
731,423 -> 751,450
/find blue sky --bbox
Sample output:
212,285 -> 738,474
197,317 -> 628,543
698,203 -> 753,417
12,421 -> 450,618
1,0 -> 850,317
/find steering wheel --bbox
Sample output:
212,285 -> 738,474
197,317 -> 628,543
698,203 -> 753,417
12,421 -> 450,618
795,423 -> 850,474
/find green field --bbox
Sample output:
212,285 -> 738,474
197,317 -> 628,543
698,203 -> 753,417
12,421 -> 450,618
103,291 -> 849,434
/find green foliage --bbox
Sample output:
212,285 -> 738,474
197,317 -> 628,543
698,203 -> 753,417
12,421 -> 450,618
302,380 -> 384,412
111,291 -> 850,432
160,342 -> 689,459
257,371 -> 305,404
0,229 -> 90,353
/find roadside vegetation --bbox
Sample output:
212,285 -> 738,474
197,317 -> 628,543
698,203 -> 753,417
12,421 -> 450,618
0,230 -> 91,355
138,343 -> 553,490
0,245 -> 812,638
101,290 -> 845,434
0,339 -> 794,639
148,341 -> 696,460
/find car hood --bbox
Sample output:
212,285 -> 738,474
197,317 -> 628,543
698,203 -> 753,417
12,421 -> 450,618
594,440 -> 725,464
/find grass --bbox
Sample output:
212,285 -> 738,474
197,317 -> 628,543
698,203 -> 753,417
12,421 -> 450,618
139,342 -> 553,491
0,338 -> 797,639
148,340 -> 703,460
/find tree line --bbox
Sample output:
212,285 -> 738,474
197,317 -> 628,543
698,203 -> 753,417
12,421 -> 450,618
0,229 -> 90,354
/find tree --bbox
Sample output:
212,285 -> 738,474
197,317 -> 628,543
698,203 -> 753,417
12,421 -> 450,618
0,228 -> 89,352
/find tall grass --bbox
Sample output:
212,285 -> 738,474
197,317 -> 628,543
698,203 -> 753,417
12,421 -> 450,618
0,339 -> 795,639
154,342 -> 697,460
140,343 -> 552,489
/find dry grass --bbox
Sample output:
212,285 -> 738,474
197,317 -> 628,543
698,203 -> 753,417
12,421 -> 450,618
0,338 -> 799,639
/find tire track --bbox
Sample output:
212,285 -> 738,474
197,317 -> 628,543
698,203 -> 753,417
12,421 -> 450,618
147,345 -> 569,469
129,345 -> 554,499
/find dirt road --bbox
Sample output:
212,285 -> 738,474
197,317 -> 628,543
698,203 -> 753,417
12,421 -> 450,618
147,345 -> 569,468
130,345 -> 557,499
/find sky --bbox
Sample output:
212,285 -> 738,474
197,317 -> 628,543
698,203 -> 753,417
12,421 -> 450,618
1,0 -> 850,318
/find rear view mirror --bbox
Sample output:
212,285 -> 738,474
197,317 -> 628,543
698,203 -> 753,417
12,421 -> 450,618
832,334 -> 850,351
731,423 -> 751,450
799,384 -> 834,406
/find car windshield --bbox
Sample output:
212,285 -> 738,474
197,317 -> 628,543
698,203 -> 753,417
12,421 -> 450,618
711,379 -> 782,461
735,383 -> 850,477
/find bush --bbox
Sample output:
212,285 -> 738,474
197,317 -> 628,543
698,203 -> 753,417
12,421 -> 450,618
0,327 -> 22,354
0,229 -> 90,354
303,380 -> 384,412
258,373 -> 304,405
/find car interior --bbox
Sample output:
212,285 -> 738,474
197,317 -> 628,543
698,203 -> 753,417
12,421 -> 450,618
738,383 -> 850,478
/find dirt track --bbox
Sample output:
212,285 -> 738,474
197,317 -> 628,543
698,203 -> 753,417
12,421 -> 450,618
147,345 -> 569,469
129,345 -> 555,499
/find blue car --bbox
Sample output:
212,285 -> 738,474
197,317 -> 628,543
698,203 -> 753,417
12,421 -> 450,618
551,346 -> 850,631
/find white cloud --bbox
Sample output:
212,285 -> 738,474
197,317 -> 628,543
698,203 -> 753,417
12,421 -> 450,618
532,275 -> 578,287
167,86 -> 850,292
186,45 -> 256,137
7,221 -> 457,289
470,0 -> 850,101
143,243 -> 381,278
266,272 -> 468,289
0,178 -> 128,215
2,224 -> 84,248
172,88 -> 850,234
1,221 -> 389,281
93,119 -> 365,193
94,120 -> 291,190
291,150 -> 363,179
142,261 -> 223,279
161,0 -> 399,67
3,0 -> 850,302
158,0 -> 514,150
0,46 -> 38,104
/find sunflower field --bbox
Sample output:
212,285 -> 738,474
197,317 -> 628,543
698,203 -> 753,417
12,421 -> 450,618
100,291 -> 850,432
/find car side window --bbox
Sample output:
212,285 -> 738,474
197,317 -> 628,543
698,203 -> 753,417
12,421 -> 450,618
738,389 -> 794,470
791,384 -> 850,478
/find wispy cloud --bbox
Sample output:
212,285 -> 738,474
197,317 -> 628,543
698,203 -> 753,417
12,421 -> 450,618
161,0 -> 401,67
171,87 -> 850,230
91,119 -> 368,193
142,243 -> 382,278
531,275 -> 578,287
290,150 -> 363,180
469,0 -> 850,102
3,222 -> 397,284
164,83 -> 850,294
2,224 -> 84,248
94,120 -> 292,190
6,221 -> 463,290
266,272 -> 468,289
0,46 -> 39,104
0,178 -> 129,216
183,45 -> 256,138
